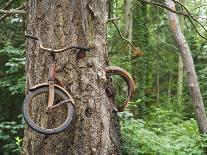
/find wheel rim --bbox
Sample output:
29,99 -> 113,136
23,86 -> 75,135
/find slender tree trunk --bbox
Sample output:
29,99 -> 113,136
124,0 -> 133,41
22,0 -> 121,154
156,56 -> 160,104
177,0 -> 184,110
132,1 -> 148,118
167,75 -> 172,104
177,53 -> 184,109
177,54 -> 183,107
166,0 -> 207,134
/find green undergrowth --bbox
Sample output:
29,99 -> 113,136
0,116 -> 24,154
120,109 -> 206,155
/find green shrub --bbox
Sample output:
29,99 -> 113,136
120,110 -> 204,155
0,116 -> 24,154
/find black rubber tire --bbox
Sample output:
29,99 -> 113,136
23,86 -> 75,135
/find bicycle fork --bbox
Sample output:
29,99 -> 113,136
47,61 -> 56,108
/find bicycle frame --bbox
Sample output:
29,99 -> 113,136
23,32 -> 135,135
25,32 -> 90,110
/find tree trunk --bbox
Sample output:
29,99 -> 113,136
124,0 -> 133,41
177,0 -> 184,110
22,0 -> 121,154
166,0 -> 207,134
167,75 -> 172,104
132,1 -> 148,118
177,54 -> 183,108
156,57 -> 160,104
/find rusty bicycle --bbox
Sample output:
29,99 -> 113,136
23,33 -> 90,135
23,33 -> 135,135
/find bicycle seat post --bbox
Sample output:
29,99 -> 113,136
47,51 -> 56,108
48,53 -> 56,82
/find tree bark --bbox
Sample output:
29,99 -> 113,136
22,0 -> 121,154
177,0 -> 184,110
166,0 -> 207,134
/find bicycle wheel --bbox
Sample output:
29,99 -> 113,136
105,66 -> 135,112
23,86 -> 75,135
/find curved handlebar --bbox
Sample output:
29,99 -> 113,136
25,33 -> 90,53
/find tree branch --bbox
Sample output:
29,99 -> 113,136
170,0 -> 207,40
138,0 -> 190,16
0,0 -> 15,9
153,32 -> 178,50
172,0 -> 207,32
0,9 -> 26,14
137,0 -> 207,40
185,16 -> 207,40
0,3 -> 26,22
107,17 -> 121,22
110,20 -> 137,50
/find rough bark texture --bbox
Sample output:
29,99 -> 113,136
22,0 -> 121,154
166,0 -> 207,134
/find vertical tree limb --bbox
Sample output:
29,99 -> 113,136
166,0 -> 207,134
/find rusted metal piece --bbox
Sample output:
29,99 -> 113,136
25,33 -> 90,53
48,81 -> 55,108
105,66 -> 135,112
48,99 -> 72,111
29,83 -> 75,106
47,61 -> 56,108
48,62 -> 56,81
77,51 -> 86,59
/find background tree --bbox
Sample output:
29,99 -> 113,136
1,0 -> 207,154
166,0 -> 207,134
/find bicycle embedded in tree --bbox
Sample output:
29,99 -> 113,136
23,33 -> 135,135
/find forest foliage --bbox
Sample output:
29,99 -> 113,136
0,0 -> 207,154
